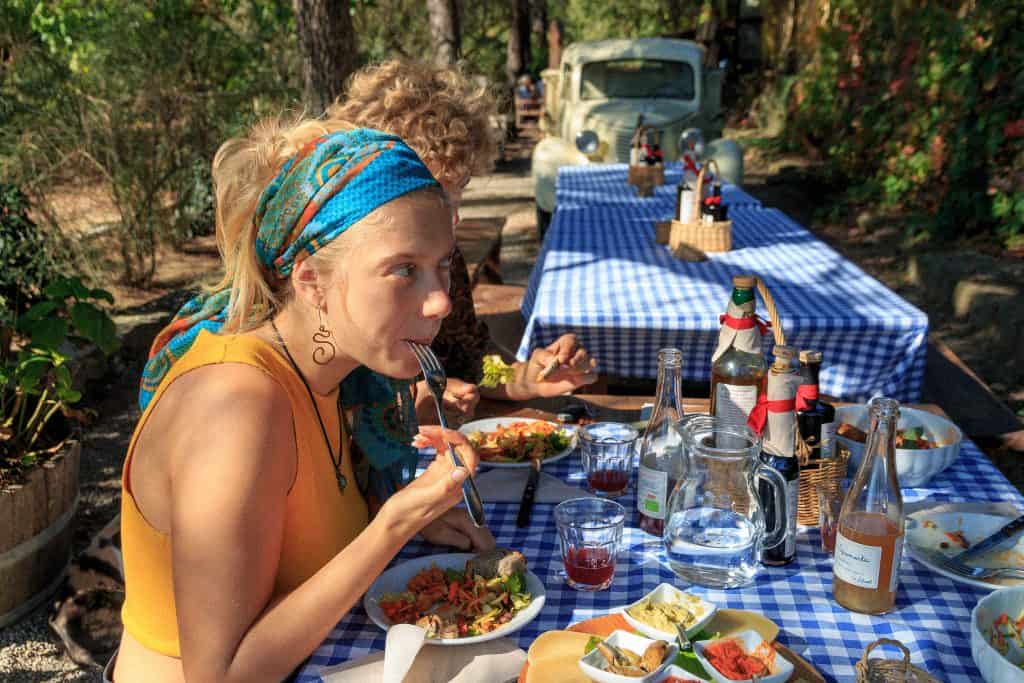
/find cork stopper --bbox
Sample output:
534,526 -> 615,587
772,345 -> 796,371
732,275 -> 755,289
799,349 -> 822,364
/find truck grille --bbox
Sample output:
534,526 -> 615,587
612,126 -> 673,163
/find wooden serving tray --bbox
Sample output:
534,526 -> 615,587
518,612 -> 824,683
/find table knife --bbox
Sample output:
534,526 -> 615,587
956,514 -> 1024,563
516,458 -> 541,528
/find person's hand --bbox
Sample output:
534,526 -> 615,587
414,378 -> 480,426
442,377 -> 479,426
380,427 -> 479,540
518,334 -> 598,399
419,508 -> 496,551
411,425 -> 482,473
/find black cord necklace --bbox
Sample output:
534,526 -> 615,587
271,320 -> 347,494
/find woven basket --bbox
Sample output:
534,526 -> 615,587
855,639 -> 940,683
796,450 -> 849,527
668,161 -> 732,259
628,164 -> 664,197
654,220 -> 671,245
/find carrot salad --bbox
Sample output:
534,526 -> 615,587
468,421 -> 571,463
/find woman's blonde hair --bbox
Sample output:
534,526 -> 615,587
208,114 -> 444,335
325,60 -> 499,184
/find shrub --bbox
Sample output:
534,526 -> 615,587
785,0 -> 1024,246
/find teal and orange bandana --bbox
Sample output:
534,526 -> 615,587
139,128 -> 438,501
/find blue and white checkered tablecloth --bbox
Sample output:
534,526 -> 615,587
556,162 -> 763,210
297,438 -> 1020,682
518,202 -> 928,403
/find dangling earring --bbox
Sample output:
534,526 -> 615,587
312,307 -> 337,365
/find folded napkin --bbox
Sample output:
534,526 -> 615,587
320,625 -> 526,683
473,467 -> 594,504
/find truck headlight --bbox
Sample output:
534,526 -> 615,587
575,130 -> 599,155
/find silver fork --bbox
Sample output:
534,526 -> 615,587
406,341 -> 487,529
915,548 -> 1024,581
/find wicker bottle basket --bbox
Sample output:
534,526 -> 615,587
628,164 -> 664,197
855,639 -> 940,683
709,277 -> 844,527
667,160 -> 731,260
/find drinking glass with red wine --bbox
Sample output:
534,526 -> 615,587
579,422 -> 639,498
554,498 -> 626,591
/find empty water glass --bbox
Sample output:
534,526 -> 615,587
579,422 -> 639,498
555,497 -> 626,591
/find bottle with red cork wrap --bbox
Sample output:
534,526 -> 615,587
748,346 -> 800,566
796,350 -> 837,460
710,275 -> 767,447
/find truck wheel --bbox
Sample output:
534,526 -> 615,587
536,208 -> 552,240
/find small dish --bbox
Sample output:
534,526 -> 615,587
834,405 -> 961,488
621,583 -> 717,641
579,630 -> 678,683
972,586 -> 1024,682
654,664 -> 704,682
693,629 -> 794,683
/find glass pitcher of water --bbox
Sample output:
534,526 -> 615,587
664,415 -> 787,588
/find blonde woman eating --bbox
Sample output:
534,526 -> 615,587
115,125 -> 485,682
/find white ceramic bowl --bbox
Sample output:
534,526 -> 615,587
621,583 -> 717,642
579,630 -> 678,683
693,630 -> 794,683
654,664 -> 705,682
972,586 -> 1024,682
834,405 -> 962,488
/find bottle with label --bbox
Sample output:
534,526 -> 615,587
710,275 -> 767,440
796,350 -> 837,460
832,397 -> 904,615
752,347 -> 800,566
702,180 -> 725,224
676,177 -> 695,223
638,348 -> 686,537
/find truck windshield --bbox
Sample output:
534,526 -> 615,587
580,59 -> 694,100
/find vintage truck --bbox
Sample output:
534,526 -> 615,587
532,37 -> 744,232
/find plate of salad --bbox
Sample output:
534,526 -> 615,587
459,417 -> 576,468
364,550 -> 546,645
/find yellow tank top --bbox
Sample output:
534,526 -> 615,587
119,330 -> 369,657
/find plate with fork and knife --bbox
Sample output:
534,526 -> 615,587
905,501 -> 1024,590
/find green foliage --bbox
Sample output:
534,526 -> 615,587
786,0 -> 1024,246
0,185 -> 56,320
1,274 -> 117,470
19,276 -> 119,356
1,0 -> 300,286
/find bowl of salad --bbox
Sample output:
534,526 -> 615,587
834,405 -> 961,488
972,586 -> 1024,682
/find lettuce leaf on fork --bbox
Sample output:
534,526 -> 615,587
480,354 -> 517,388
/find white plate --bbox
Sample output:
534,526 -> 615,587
906,507 -> 1024,591
620,583 -> 717,642
363,553 -> 546,646
459,417 -> 577,469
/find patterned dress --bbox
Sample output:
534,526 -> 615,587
431,246 -> 489,384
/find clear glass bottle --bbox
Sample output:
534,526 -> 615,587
832,397 -> 905,615
638,348 -> 686,536
710,275 -> 767,447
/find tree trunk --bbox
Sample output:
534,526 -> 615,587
506,0 -> 531,87
426,0 -> 460,66
293,0 -> 358,114
666,0 -> 683,34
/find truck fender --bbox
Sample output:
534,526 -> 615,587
531,137 -> 589,213
705,138 -> 744,186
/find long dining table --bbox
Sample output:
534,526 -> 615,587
518,164 -> 929,403
296,395 -> 1020,682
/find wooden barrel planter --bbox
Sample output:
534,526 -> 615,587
0,440 -> 80,627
